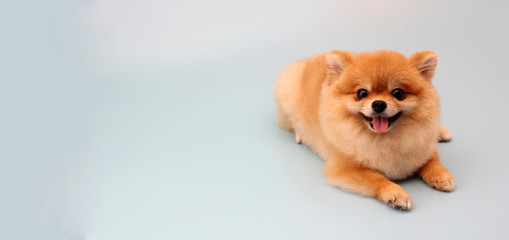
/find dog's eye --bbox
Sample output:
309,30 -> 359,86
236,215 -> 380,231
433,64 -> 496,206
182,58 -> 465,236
356,89 -> 369,100
392,88 -> 404,100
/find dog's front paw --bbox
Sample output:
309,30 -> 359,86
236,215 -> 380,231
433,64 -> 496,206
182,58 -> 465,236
438,125 -> 452,142
376,183 -> 412,211
422,169 -> 455,192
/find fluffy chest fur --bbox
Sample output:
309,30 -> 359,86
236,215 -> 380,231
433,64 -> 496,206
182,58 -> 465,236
330,123 -> 438,179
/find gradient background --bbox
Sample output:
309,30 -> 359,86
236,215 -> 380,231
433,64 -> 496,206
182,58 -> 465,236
2,0 -> 509,239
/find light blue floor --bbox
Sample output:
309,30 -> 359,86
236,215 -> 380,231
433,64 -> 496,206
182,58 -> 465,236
2,1 -> 509,239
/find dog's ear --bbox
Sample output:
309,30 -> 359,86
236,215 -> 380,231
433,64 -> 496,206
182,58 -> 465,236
409,51 -> 437,81
326,50 -> 353,76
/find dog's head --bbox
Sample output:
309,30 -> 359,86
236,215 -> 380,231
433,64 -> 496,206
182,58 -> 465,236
321,50 -> 440,134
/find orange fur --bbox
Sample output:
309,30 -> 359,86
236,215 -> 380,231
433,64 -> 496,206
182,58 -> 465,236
274,50 -> 455,210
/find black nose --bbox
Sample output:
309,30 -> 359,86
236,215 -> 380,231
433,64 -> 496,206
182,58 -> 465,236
372,100 -> 387,113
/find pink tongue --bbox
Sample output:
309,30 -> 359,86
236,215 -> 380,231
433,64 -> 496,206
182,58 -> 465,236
373,116 -> 389,133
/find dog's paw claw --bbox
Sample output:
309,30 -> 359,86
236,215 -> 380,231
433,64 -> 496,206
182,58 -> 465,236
377,184 -> 412,211
295,134 -> 302,144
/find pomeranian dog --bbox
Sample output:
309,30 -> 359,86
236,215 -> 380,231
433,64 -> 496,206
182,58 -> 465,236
274,50 -> 454,210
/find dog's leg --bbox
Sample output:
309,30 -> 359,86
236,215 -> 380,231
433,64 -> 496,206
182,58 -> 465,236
418,150 -> 455,192
324,158 -> 412,210
438,125 -> 452,142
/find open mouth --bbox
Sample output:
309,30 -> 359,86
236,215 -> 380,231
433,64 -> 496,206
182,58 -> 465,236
362,112 -> 402,133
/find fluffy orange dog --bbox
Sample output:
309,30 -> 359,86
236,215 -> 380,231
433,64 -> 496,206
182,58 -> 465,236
274,50 -> 454,210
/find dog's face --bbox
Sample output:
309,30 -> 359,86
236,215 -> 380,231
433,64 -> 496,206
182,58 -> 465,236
323,50 -> 439,134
